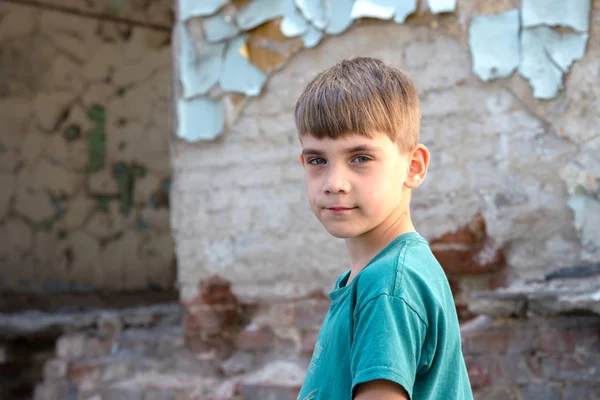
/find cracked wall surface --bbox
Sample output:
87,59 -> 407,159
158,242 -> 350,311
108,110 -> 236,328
173,0 -> 600,303
0,2 -> 175,293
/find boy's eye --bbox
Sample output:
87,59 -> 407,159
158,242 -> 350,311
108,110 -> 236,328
352,156 -> 371,163
308,157 -> 326,165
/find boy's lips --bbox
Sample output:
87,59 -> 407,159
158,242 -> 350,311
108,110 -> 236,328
324,206 -> 357,214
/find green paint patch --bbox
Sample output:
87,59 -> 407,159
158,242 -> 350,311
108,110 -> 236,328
116,87 -> 127,97
95,195 -> 114,212
112,162 -> 147,215
63,124 -> 82,141
107,0 -> 126,13
40,218 -> 55,231
57,229 -> 68,240
86,104 -> 106,173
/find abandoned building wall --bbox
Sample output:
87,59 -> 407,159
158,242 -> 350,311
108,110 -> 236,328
173,0 -> 600,307
0,1 -> 176,294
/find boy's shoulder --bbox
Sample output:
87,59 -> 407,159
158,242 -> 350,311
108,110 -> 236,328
352,232 -> 449,317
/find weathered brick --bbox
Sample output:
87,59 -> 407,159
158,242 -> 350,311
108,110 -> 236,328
300,330 -> 319,354
97,312 -> 122,338
518,383 -> 561,400
542,354 -> 600,383
294,299 -> 329,329
562,383 -> 600,400
251,302 -> 295,328
101,362 -> 131,382
33,380 -> 78,400
237,384 -> 299,400
185,335 -> 234,357
185,305 -> 240,335
462,325 -> 508,355
431,215 -> 506,276
465,356 -> 492,390
57,334 -> 87,360
144,390 -> 177,400
237,324 -> 274,351
504,320 -> 535,354
99,387 -> 144,400
83,337 -> 113,358
221,352 -> 255,376
537,323 -> 578,353
197,275 -> 237,307
69,360 -> 101,391
43,358 -> 68,381
490,355 -> 536,386
475,387 -> 518,400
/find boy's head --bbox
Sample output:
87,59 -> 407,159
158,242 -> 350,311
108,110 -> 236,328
295,57 -> 429,239
295,56 -> 420,151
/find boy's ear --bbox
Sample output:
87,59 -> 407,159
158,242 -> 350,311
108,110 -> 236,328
405,144 -> 430,189
300,154 -> 306,168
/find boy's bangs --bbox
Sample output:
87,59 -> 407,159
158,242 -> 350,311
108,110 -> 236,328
295,86 -> 393,140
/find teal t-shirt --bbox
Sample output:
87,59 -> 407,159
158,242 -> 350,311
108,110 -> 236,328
297,232 -> 473,400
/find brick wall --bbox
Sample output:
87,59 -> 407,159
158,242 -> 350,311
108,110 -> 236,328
462,315 -> 600,399
33,288 -> 600,399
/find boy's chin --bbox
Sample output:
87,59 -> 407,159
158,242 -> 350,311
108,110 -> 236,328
323,225 -> 364,239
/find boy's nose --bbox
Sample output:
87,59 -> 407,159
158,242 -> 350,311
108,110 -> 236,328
323,171 -> 351,194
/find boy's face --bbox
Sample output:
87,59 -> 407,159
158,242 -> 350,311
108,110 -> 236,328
300,132 -> 427,239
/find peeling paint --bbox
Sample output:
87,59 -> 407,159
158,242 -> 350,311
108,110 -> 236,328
180,24 -> 225,98
281,0 -> 310,37
179,0 -> 228,20
394,0 -> 417,23
325,0 -> 353,35
203,14 -> 240,43
351,0 -> 397,20
428,0 -> 457,14
296,0 -> 328,30
219,36 -> 268,96
236,0 -> 284,30
519,26 -> 588,99
302,23 -> 324,48
469,9 -> 520,81
177,97 -> 224,141
522,0 -> 591,32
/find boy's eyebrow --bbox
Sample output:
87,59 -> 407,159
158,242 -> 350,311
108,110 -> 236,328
301,145 -> 382,156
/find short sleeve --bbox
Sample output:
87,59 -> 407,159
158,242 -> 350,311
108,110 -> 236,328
351,294 -> 427,398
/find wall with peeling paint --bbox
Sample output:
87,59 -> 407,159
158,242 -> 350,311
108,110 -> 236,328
173,0 -> 600,304
0,2 -> 176,293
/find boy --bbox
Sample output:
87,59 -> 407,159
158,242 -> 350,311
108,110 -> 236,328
295,57 -> 473,400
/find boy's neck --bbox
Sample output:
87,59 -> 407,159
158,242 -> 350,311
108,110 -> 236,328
345,208 -> 415,285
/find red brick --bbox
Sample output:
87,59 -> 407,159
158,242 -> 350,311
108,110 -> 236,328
541,354 -> 600,382
432,242 -> 505,275
465,356 -> 492,390
68,360 -> 101,388
462,325 -> 508,355
237,325 -> 274,351
456,304 -> 477,322
432,215 -> 486,244
185,335 -> 234,356
250,302 -> 295,328
197,275 -> 237,306
431,215 -> 506,276
294,299 -> 330,329
300,331 -> 319,354
56,334 -> 86,360
537,324 -> 578,353
238,384 -> 299,400
43,358 -> 68,381
185,305 -> 240,335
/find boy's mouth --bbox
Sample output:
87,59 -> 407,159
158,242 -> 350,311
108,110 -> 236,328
325,207 -> 357,214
